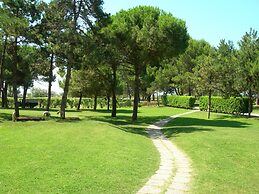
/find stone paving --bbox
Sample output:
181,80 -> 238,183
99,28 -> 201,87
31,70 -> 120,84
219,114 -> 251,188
137,110 -> 198,194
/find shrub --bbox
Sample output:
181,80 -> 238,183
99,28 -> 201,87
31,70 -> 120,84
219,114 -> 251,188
51,98 -> 62,108
117,99 -> 132,107
139,101 -> 159,107
4,97 -> 134,109
97,98 -> 107,109
162,95 -> 196,109
67,98 -> 79,108
7,98 -> 14,108
199,96 -> 251,114
161,95 -> 168,106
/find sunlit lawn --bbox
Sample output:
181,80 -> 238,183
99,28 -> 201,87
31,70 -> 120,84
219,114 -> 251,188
252,105 -> 259,114
0,106 -> 187,193
163,111 -> 259,194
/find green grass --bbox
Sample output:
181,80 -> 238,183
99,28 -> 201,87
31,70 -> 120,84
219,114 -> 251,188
0,106 -> 187,193
163,111 -> 259,194
252,105 -> 259,114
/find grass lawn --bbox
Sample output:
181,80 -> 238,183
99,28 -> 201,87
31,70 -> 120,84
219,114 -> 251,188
0,106 -> 187,193
252,105 -> 259,114
163,111 -> 259,194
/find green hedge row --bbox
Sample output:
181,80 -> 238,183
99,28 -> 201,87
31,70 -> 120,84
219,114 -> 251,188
199,96 -> 251,114
162,95 -> 196,109
1,97 -> 132,109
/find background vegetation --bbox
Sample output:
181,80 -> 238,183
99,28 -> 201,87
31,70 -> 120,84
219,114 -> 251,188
0,1 -> 257,121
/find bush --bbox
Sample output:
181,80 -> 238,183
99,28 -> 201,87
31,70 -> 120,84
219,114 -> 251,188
161,95 -> 168,106
199,96 -> 251,114
117,99 -> 132,107
162,95 -> 196,109
3,97 -> 134,109
97,98 -> 107,109
7,98 -> 14,108
139,101 -> 159,107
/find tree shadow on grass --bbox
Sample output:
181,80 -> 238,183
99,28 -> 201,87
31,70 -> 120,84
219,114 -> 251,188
162,126 -> 214,138
169,117 -> 251,128
85,114 -> 170,137
86,109 -> 133,114
24,108 -> 81,113
55,118 -> 81,123
162,116 -> 251,138
0,112 -> 12,121
214,113 -> 259,120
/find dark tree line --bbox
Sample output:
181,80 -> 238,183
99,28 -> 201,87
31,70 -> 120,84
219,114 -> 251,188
1,1 -> 258,120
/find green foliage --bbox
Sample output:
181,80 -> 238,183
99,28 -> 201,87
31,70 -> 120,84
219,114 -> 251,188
30,87 -> 48,97
238,28 -> 259,92
106,5 -> 189,120
199,96 -> 251,114
194,51 -> 217,95
3,97 -> 134,109
215,40 -> 239,96
173,39 -> 212,95
5,97 -> 14,108
117,99 -> 132,108
69,68 -> 110,98
162,95 -> 195,109
147,62 -> 176,95
37,97 -> 92,109
139,101 -> 160,107
161,95 -> 168,106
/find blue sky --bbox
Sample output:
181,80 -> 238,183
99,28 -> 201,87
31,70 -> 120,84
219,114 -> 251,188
43,0 -> 259,47
103,0 -> 259,47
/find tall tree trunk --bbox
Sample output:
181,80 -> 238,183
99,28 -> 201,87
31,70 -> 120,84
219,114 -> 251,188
147,95 -> 151,102
248,89 -> 252,117
46,53 -> 54,111
13,83 -> 19,117
175,88 -> 180,96
2,82 -> 8,108
157,92 -> 160,106
59,0 -> 79,118
13,37 -> 19,117
188,85 -> 192,96
208,89 -> 212,119
93,95 -> 97,111
0,35 -> 7,107
60,65 -> 72,119
107,96 -> 110,111
256,93 -> 259,106
126,82 -> 131,100
132,66 -> 140,121
111,65 -> 117,117
77,92 -> 82,111
152,93 -> 155,101
22,86 -> 28,109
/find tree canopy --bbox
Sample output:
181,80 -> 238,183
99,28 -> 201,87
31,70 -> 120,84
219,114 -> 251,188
104,6 -> 189,120
0,1 -> 259,120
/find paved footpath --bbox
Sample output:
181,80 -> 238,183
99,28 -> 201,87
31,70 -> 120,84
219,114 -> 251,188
137,110 -> 199,194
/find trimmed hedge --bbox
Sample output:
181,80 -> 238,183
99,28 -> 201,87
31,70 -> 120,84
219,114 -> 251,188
162,95 -> 196,109
2,97 -> 132,109
199,96 -> 251,114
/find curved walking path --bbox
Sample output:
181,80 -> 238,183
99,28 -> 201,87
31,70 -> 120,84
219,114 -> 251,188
137,110 -> 199,194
